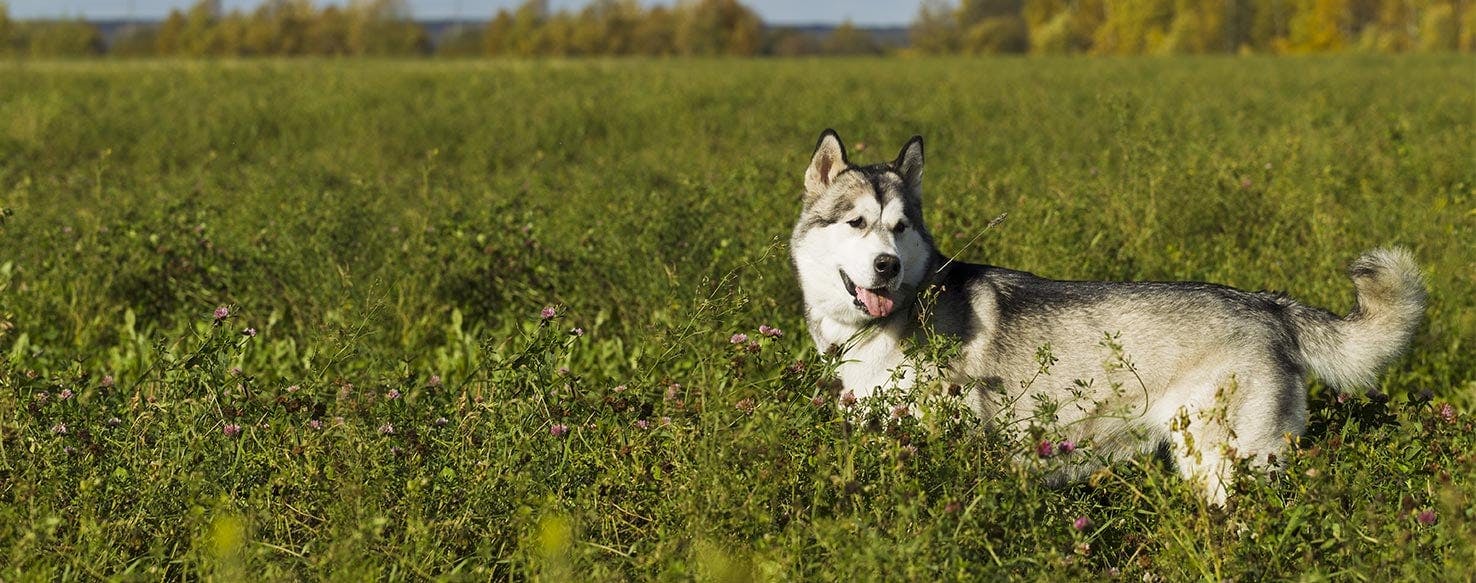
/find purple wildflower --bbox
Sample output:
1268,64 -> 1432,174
59,389 -> 73,400
386,389 -> 401,400
1057,440 -> 1076,455
634,419 -> 651,430
51,422 -> 67,434
1073,515 -> 1091,531
307,419 -> 322,430
569,327 -> 584,337
213,305 -> 230,321
378,422 -> 395,435
1438,403 -> 1456,423
840,391 -> 857,408
100,375 -> 115,388
891,404 -> 911,419
549,423 -> 569,438
759,324 -> 783,338
428,375 -> 442,388
730,333 -> 749,344
230,367 -> 242,377
1037,440 -> 1055,458
612,384 -> 627,393
242,327 -> 257,337
665,383 -> 681,401
286,385 -> 300,393
735,397 -> 756,414
811,395 -> 826,407
540,306 -> 557,320
660,416 -> 672,426
222,423 -> 241,438
1417,509 -> 1437,526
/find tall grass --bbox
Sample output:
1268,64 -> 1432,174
0,56 -> 1471,579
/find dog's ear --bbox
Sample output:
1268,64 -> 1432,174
894,135 -> 924,192
805,129 -> 849,203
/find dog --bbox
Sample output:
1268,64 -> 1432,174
790,129 -> 1426,505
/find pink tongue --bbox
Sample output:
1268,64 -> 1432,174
855,285 -> 895,318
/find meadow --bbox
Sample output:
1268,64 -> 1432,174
0,56 -> 1473,580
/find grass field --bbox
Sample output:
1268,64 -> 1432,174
0,56 -> 1473,580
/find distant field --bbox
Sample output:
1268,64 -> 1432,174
0,57 -> 1472,579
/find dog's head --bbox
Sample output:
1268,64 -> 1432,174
790,129 -> 936,326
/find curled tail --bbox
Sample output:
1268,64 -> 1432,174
1288,248 -> 1426,389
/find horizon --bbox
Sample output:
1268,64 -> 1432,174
5,0 -> 924,27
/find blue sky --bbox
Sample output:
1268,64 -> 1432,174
7,1 -> 924,26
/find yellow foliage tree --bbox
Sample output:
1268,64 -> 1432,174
0,2 -> 13,56
1281,0 -> 1351,53
1092,0 -> 1174,54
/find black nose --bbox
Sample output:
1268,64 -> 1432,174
874,254 -> 900,280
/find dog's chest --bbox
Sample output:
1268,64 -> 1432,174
815,317 -> 919,401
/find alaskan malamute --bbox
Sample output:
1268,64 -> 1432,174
790,129 -> 1425,505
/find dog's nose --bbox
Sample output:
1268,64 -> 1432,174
874,254 -> 900,281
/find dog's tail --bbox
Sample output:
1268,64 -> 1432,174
1286,248 -> 1426,390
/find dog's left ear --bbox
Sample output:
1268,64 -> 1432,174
894,135 -> 924,192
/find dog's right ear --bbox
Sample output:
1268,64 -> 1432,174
804,129 -> 849,203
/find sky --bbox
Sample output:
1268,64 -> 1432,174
7,1 -> 924,26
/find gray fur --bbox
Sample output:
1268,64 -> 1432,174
791,130 -> 1427,505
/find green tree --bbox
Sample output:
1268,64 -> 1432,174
436,25 -> 485,57
1417,2 -> 1459,51
156,9 -> 187,55
911,0 -> 960,53
1249,0 -> 1294,52
111,25 -> 161,57
484,9 -> 515,56
24,20 -> 103,57
675,0 -> 762,56
347,0 -> 426,56
0,2 -> 14,56
508,0 -> 549,56
179,0 -> 224,56
1461,3 -> 1476,51
307,5 -> 351,55
631,5 -> 677,55
823,20 -> 884,55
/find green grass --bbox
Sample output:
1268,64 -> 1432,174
0,56 -> 1472,580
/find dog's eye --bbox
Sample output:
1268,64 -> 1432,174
847,218 -> 866,229
892,223 -> 908,234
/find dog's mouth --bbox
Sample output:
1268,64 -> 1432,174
840,270 -> 895,318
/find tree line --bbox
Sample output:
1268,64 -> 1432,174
0,0 -> 1471,58
914,0 -> 1476,54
